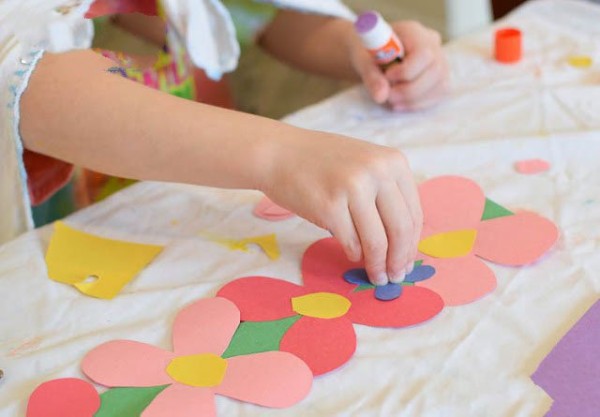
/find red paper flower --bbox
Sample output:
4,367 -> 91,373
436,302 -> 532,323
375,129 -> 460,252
218,238 -> 444,376
27,378 -> 100,417
415,176 -> 559,305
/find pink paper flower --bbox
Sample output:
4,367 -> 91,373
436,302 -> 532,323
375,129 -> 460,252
415,176 -> 558,305
82,297 -> 312,417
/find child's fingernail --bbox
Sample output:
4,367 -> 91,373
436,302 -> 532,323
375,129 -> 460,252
389,271 -> 406,283
406,263 -> 415,275
375,273 -> 389,286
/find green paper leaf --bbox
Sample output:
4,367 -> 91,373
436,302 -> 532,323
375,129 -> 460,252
414,260 -> 423,267
354,284 -> 375,292
222,316 -> 301,358
481,198 -> 513,221
95,385 -> 168,417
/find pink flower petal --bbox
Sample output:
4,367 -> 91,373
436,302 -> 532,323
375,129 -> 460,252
253,196 -> 295,221
142,384 -> 216,417
514,159 -> 550,175
218,351 -> 312,408
280,316 -> 356,376
27,378 -> 100,417
82,340 -> 173,387
301,237 -> 362,295
416,256 -> 497,306
419,176 -> 486,237
172,297 -> 240,356
347,286 -> 444,327
217,277 -> 307,321
474,211 -> 559,266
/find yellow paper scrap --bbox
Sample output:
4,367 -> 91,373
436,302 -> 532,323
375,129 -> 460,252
568,55 -> 593,68
45,222 -> 163,299
201,233 -> 281,260
418,229 -> 478,258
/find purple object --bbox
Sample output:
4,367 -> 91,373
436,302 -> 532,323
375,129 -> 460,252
405,265 -> 436,283
374,283 -> 403,301
531,300 -> 600,417
343,268 -> 370,286
355,11 -> 378,33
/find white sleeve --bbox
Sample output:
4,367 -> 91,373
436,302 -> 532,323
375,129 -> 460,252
0,0 -> 94,244
257,0 -> 356,20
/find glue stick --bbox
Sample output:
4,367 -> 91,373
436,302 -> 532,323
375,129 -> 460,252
354,11 -> 404,70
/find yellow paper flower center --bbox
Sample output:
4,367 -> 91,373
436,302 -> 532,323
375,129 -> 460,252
418,229 -> 478,258
291,292 -> 351,319
166,353 -> 227,387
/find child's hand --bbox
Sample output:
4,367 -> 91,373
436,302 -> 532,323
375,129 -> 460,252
351,21 -> 449,111
260,129 -> 422,285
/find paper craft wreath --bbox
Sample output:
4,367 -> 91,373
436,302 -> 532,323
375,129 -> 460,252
80,297 -> 312,416
217,238 -> 445,376
219,175 -> 558,375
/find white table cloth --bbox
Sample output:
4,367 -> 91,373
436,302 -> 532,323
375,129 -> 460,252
1,0 -> 599,415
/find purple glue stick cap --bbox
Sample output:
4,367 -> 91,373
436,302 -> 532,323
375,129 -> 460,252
355,11 -> 379,33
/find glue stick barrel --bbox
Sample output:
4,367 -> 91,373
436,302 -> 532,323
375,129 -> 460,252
355,11 -> 404,69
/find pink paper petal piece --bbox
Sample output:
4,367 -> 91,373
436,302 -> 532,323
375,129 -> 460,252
172,297 -> 240,356
280,316 -> 356,376
82,340 -> 173,387
253,196 -> 295,221
301,237 -> 362,295
347,286 -> 444,327
217,276 -> 306,321
218,351 -> 312,407
416,256 -> 497,306
27,378 -> 100,417
142,384 -> 216,417
474,211 -> 559,266
419,176 -> 486,236
514,159 -> 550,174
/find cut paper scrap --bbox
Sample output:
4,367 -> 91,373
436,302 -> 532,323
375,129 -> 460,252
515,158 -> 551,174
567,55 -> 593,68
200,232 -> 280,260
82,297 -> 312,416
45,222 -> 163,299
417,176 -> 558,305
218,239 -> 444,376
27,378 -> 101,417
531,300 -> 600,417
253,196 -> 295,221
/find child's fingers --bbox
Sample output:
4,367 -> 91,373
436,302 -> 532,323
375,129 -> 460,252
386,47 -> 435,84
391,77 -> 449,112
387,60 -> 445,107
352,49 -> 390,104
329,206 -> 362,263
349,197 -> 389,286
376,183 -> 415,283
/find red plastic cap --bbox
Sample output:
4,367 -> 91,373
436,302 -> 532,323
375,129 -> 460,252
495,27 -> 522,63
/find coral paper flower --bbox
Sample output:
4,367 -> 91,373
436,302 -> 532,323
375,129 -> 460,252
82,297 -> 312,417
415,176 -> 559,305
218,238 -> 444,376
27,378 -> 100,417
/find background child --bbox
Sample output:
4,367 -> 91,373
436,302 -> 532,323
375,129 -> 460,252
2,0 -> 448,286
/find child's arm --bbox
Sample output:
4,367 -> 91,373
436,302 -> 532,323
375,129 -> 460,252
259,11 -> 448,110
21,50 -> 422,285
